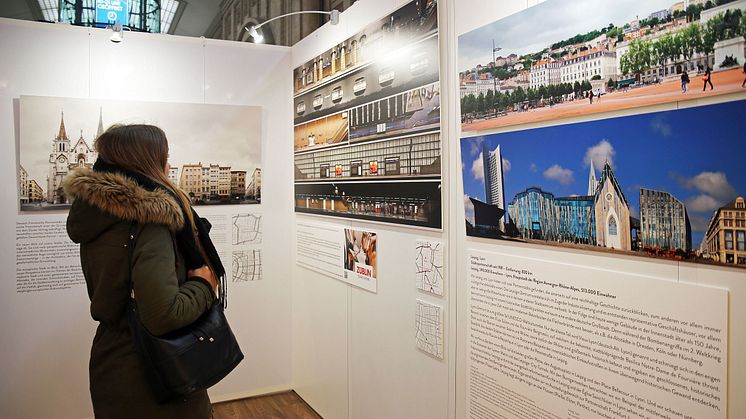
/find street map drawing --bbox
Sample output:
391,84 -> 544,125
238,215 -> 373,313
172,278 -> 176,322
232,213 -> 262,245
415,299 -> 443,359
415,239 -> 444,296
232,249 -> 262,282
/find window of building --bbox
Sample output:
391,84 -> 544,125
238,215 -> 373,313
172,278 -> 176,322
350,160 -> 362,176
725,230 -> 734,250
608,216 -> 617,236
320,164 -> 330,178
738,231 -> 745,251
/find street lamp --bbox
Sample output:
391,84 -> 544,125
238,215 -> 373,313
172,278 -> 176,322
492,40 -> 502,106
245,9 -> 340,43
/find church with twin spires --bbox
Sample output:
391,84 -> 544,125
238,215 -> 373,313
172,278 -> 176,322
47,110 -> 102,203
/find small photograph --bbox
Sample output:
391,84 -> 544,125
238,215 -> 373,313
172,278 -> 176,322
458,0 -> 746,133
18,96 -> 261,211
296,180 -> 442,229
461,100 -> 746,268
294,132 -> 441,181
293,34 -> 440,125
344,228 -> 378,280
294,112 -> 349,153
348,82 -> 440,143
293,0 -> 438,96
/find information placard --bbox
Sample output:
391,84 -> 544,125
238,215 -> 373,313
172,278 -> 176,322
467,249 -> 728,419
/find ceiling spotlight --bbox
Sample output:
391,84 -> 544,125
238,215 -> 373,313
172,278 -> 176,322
110,22 -> 124,43
244,9 -> 340,44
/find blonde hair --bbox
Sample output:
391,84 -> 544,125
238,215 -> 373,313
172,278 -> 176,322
94,124 -> 197,231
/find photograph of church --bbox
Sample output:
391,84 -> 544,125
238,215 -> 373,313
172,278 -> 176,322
461,100 -> 745,267
18,96 -> 262,211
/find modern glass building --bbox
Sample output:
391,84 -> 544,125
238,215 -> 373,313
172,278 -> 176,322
483,143 -> 505,229
508,187 -> 596,243
639,188 -> 692,251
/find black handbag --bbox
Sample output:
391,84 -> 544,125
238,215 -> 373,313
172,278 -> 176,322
125,223 -> 244,403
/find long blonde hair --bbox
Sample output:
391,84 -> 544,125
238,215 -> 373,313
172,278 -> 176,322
94,124 -> 197,231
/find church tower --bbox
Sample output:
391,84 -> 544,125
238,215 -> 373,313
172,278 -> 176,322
96,107 -> 104,138
48,112 -> 71,203
587,161 -> 597,196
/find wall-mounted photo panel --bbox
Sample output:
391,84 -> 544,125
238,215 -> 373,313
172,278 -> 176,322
458,0 -> 746,133
18,96 -> 262,211
461,100 -> 746,269
293,0 -> 442,229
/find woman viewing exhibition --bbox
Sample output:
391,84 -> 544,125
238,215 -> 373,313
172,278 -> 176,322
64,124 -> 221,418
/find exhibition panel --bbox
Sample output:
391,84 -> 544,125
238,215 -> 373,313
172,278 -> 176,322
1,19 -> 294,418
454,1 -> 746,419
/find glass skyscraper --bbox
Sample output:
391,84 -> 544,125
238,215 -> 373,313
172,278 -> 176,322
639,188 -> 692,251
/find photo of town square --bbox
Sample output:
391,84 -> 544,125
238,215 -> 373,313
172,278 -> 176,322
459,0 -> 746,132
18,96 -> 261,211
461,100 -> 746,267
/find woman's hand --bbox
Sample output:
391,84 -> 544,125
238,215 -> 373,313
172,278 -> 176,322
188,265 -> 218,291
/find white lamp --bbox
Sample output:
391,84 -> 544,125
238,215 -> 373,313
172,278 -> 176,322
245,9 -> 340,44
110,22 -> 124,43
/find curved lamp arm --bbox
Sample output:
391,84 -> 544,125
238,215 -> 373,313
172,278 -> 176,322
245,9 -> 340,43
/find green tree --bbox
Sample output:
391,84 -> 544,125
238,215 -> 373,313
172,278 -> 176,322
485,89 -> 494,110
607,78 -> 617,89
701,15 -> 722,64
573,81 -> 582,95
678,23 -> 703,65
620,39 -> 653,79
581,80 -> 592,92
476,92 -> 485,113
591,74 -> 602,80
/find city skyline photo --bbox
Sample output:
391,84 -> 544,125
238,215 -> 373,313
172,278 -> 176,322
458,0 -> 746,132
18,96 -> 262,210
462,100 -> 746,267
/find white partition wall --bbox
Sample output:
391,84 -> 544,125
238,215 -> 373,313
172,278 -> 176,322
290,1 -> 456,418
0,19 -> 294,418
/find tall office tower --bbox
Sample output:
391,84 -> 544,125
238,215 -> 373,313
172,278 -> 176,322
587,161 -> 597,196
483,143 -> 506,230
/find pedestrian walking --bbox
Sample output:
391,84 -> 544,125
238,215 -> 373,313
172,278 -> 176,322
702,67 -> 714,91
742,62 -> 746,88
589,90 -> 594,104
681,70 -> 690,93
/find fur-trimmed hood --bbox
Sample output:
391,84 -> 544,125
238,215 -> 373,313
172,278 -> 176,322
64,168 -> 184,244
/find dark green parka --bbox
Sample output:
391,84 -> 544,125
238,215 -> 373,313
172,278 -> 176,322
64,168 -> 215,419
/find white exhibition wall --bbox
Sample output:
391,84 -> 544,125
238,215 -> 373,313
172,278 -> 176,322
0,19 -> 294,418
290,1 -> 454,419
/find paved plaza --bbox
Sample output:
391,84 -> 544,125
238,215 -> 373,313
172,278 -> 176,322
463,67 -> 746,132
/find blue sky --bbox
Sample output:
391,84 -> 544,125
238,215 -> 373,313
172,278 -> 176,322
461,100 -> 746,247
458,0 -> 673,72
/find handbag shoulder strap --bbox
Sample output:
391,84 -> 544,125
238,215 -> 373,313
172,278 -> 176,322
127,222 -> 139,294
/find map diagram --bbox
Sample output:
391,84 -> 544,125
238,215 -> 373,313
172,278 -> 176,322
232,249 -> 262,282
415,299 -> 443,359
415,239 -> 444,296
232,213 -> 262,245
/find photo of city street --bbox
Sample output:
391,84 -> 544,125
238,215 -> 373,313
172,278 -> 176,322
18,96 -> 262,211
461,100 -> 746,267
459,0 -> 746,132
